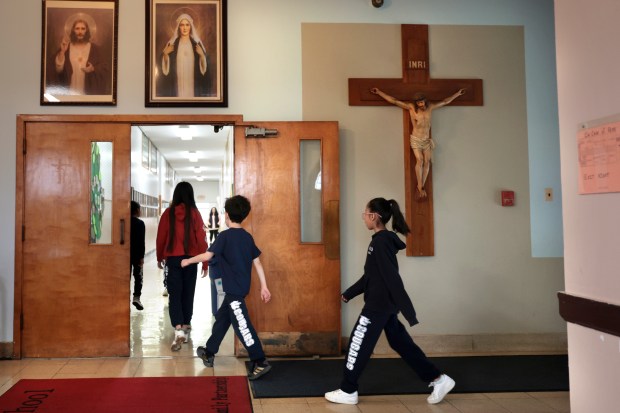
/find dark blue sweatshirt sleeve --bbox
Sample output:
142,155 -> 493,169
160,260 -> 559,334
342,275 -> 365,301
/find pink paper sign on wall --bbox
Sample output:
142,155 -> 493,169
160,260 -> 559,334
577,120 -> 620,194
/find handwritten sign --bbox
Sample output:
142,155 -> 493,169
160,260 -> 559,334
577,121 -> 620,194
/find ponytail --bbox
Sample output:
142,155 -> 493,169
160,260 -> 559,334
387,199 -> 410,235
367,197 -> 410,236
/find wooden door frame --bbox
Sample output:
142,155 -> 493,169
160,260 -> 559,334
13,114 -> 244,359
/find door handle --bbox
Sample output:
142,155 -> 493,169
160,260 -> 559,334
120,219 -> 125,245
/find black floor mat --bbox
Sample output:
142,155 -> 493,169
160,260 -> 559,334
247,355 -> 569,398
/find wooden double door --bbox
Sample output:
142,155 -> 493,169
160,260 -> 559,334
14,115 -> 340,358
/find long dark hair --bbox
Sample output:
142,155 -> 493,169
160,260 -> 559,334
366,197 -> 410,235
167,182 -> 197,253
209,207 -> 219,226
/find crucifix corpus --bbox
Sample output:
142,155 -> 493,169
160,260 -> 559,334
348,24 -> 483,256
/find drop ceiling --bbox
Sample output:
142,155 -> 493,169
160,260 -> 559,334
138,124 -> 231,182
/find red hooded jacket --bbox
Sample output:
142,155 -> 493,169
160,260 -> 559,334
156,204 -> 208,267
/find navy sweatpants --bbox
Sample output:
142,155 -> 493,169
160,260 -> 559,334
340,309 -> 441,393
205,294 -> 266,361
165,256 -> 198,327
130,260 -> 143,298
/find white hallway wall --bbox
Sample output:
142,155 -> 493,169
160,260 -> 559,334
554,0 -> 620,411
0,0 -> 561,343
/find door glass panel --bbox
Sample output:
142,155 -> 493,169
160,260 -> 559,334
90,141 -> 113,244
300,140 -> 322,242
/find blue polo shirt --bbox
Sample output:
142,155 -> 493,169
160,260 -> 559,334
208,227 -> 261,297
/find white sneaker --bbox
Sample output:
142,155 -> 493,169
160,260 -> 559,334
325,389 -> 358,405
171,329 -> 185,351
427,374 -> 455,404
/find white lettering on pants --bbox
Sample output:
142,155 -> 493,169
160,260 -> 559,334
230,301 -> 255,347
346,315 -> 371,371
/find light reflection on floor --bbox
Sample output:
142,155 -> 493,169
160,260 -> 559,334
130,256 -> 234,358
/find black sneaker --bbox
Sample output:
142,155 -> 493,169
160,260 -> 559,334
132,297 -> 144,311
248,360 -> 272,381
197,346 -> 214,367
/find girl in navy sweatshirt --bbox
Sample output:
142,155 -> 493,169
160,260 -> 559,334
325,197 -> 455,405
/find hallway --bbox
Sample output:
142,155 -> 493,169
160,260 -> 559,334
0,259 -> 570,412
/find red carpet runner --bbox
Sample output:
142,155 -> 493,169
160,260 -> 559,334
0,376 -> 252,413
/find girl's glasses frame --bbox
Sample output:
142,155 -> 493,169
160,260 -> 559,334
361,211 -> 382,219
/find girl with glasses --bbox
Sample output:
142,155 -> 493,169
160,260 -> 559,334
325,197 -> 455,405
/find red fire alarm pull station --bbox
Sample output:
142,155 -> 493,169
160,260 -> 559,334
501,190 -> 515,206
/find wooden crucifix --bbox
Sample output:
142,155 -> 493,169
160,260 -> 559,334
348,24 -> 483,257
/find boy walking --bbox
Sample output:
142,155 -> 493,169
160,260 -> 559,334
181,195 -> 272,380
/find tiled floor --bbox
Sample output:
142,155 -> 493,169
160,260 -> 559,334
0,258 -> 570,412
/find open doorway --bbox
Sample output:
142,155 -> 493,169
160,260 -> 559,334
129,124 -> 234,358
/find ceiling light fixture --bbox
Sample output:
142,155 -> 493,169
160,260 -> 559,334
178,125 -> 192,140
188,151 -> 199,162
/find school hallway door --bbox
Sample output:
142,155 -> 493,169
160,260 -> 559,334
14,116 -> 340,358
234,121 -> 341,356
16,120 -> 131,358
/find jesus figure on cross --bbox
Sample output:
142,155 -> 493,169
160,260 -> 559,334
371,87 -> 466,198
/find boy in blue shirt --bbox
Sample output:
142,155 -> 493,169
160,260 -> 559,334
181,195 -> 272,380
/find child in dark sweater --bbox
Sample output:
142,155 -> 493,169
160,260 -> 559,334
325,197 -> 455,405
182,195 -> 272,380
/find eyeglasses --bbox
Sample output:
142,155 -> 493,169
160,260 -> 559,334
361,211 -> 382,219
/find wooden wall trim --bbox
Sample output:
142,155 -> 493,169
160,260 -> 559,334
558,291 -> 620,337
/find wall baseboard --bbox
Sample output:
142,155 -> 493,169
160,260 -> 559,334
341,333 -> 567,356
4,333 -> 567,359
0,342 -> 13,359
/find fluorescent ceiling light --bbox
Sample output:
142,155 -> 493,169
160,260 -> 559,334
188,151 -> 199,162
178,125 -> 192,140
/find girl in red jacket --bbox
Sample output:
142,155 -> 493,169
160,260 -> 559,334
156,182 -> 208,351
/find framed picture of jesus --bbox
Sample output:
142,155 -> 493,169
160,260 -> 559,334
41,0 -> 118,105
145,0 -> 228,107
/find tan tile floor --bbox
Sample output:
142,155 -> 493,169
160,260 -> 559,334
0,258 -> 570,412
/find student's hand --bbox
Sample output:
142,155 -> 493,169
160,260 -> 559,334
201,266 -> 208,278
157,260 -> 165,269
260,286 -> 271,303
341,295 -> 349,303
181,259 -> 189,268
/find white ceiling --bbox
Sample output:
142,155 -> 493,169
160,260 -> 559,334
138,124 -> 231,182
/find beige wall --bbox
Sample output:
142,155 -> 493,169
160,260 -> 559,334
0,0 -> 562,347
555,0 -> 620,411
302,24 -> 565,336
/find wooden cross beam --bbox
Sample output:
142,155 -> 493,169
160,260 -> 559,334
348,24 -> 483,256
